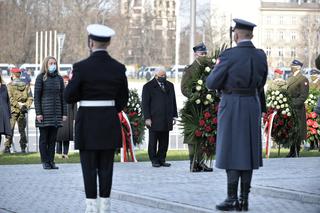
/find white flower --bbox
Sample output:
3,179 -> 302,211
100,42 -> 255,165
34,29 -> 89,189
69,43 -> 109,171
283,98 -> 287,102
281,110 -> 286,115
212,58 -> 216,63
279,100 -> 283,104
136,104 -> 139,108
285,104 -> 288,107
205,67 -> 211,72
276,97 -> 280,101
197,80 -> 203,85
281,104 -> 284,108
311,100 -> 316,105
204,100 -> 209,105
287,112 -> 291,116
267,96 -> 272,100
206,94 -> 212,100
286,108 -> 290,112
273,101 -> 278,105
276,105 -> 280,109
196,85 -> 202,91
275,91 -> 280,95
267,103 -> 271,107
195,99 -> 201,104
272,96 -> 275,100
279,94 -> 283,98
310,94 -> 314,98
272,91 -> 275,95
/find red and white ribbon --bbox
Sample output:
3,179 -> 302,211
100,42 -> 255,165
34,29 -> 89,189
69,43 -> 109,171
119,111 -> 138,163
264,111 -> 277,159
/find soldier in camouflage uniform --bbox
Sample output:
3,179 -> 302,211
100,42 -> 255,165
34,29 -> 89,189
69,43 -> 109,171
181,42 -> 213,172
4,68 -> 33,153
286,60 -> 309,157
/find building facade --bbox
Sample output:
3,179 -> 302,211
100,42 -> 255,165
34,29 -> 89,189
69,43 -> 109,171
260,0 -> 320,69
120,0 -> 176,66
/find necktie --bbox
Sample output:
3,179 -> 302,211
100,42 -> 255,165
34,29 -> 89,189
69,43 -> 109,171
160,83 -> 166,92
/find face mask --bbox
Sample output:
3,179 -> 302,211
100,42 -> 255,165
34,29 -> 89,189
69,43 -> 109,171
48,64 -> 56,73
157,76 -> 166,83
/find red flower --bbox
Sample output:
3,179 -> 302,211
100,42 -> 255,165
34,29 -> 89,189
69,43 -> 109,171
278,120 -> 284,126
133,122 -> 138,127
309,127 -> 317,135
310,112 -> 317,119
312,121 -> 319,129
129,111 -> 137,117
204,112 -> 211,119
207,136 -> 216,144
282,114 -> 288,119
212,117 -> 218,124
199,119 -> 206,126
205,125 -> 212,132
307,119 -> 314,127
195,130 -> 202,137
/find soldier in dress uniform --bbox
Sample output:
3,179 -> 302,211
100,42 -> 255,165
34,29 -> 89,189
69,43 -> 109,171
181,42 -> 213,172
4,68 -> 33,153
64,24 -> 128,213
286,59 -> 309,157
206,19 -> 267,211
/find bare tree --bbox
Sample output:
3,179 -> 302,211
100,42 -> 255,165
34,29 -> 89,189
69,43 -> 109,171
300,14 -> 320,68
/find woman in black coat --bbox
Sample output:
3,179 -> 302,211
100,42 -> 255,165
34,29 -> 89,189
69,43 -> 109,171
34,56 -> 67,170
56,75 -> 76,159
0,74 -> 11,145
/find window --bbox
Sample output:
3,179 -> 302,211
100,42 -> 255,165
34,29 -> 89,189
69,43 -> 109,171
291,31 -> 296,40
134,0 -> 142,7
279,48 -> 284,57
267,16 -> 271,24
279,31 -> 284,40
266,30 -> 272,40
291,48 -> 296,57
292,16 -> 296,25
266,47 -> 272,56
280,16 -> 284,24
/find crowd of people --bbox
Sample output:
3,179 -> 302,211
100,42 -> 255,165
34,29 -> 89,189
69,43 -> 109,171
0,18 -> 320,213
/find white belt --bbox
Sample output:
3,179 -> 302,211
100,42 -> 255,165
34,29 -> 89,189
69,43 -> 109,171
79,100 -> 115,107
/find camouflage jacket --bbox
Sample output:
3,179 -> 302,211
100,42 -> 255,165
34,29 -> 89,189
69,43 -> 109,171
7,79 -> 33,114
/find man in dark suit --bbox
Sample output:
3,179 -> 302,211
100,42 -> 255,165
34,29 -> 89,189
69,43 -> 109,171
142,67 -> 178,167
64,24 -> 128,213
206,19 -> 267,211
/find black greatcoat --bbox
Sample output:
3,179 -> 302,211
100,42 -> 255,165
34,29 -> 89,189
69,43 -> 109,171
142,78 -> 178,131
64,51 -> 129,150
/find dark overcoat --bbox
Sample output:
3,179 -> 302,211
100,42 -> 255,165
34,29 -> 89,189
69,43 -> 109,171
34,73 -> 67,128
142,78 -> 178,131
287,73 -> 309,142
0,85 -> 12,136
64,51 -> 128,150
56,104 -> 77,141
206,41 -> 268,170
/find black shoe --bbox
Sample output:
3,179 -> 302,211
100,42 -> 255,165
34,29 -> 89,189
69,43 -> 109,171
21,149 -> 26,153
216,199 -> 240,211
239,199 -> 248,211
152,162 -> 161,167
3,147 -> 10,154
42,163 -> 51,170
50,162 -> 59,169
160,162 -> 171,167
199,163 -> 213,172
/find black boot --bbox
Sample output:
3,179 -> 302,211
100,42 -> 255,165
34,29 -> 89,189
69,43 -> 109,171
239,183 -> 250,211
216,183 -> 240,211
50,162 -> 59,169
3,146 -> 10,154
198,162 -> 213,172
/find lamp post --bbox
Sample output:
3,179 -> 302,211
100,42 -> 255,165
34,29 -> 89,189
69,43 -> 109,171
57,33 -> 65,67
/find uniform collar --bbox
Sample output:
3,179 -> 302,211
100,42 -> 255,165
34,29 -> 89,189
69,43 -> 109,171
236,40 -> 255,48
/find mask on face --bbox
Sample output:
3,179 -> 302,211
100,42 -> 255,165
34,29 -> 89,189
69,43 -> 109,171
48,64 -> 56,73
157,76 -> 166,83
